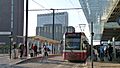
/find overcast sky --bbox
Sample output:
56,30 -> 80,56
24,0 -> 90,39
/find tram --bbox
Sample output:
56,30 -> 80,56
63,32 -> 89,62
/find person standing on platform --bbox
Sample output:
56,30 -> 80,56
41,44 -> 49,62
12,42 -> 17,59
108,44 -> 113,61
19,43 -> 24,58
99,44 -> 105,61
33,44 -> 38,57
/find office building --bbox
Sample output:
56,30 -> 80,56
36,12 -> 68,41
36,24 -> 63,41
37,12 -> 68,27
0,0 -> 24,45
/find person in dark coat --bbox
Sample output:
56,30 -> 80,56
33,44 -> 38,57
19,43 -> 24,58
99,44 -> 104,61
13,42 -> 17,59
108,44 -> 113,61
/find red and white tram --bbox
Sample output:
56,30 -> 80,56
63,32 -> 89,62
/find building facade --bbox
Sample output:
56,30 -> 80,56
37,12 -> 68,27
0,0 -> 24,45
36,12 -> 68,41
36,24 -> 63,41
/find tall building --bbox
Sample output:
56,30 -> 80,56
37,12 -> 68,27
36,24 -> 63,41
0,0 -> 24,45
36,12 -> 68,41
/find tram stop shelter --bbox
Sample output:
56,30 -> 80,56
28,36 -> 61,55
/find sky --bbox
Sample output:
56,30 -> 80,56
24,0 -> 90,39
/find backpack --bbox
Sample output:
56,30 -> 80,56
44,47 -> 50,51
47,48 -> 50,51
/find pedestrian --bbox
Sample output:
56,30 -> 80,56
41,44 -> 49,62
99,44 -> 104,61
12,42 -> 17,59
31,44 -> 35,56
108,44 -> 113,61
19,43 -> 24,58
33,44 -> 38,57
29,48 -> 34,57
39,46 -> 41,54
93,46 -> 99,61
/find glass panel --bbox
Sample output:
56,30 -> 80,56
65,38 -> 80,50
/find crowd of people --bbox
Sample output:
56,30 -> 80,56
93,44 -> 113,62
12,42 -> 51,62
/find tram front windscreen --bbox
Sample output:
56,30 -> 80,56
65,33 -> 81,50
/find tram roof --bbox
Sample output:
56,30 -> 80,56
28,36 -> 60,44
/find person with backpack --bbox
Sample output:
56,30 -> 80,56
19,43 -> 24,58
41,44 -> 49,62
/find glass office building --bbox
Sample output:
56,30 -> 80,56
37,12 -> 68,27
36,12 -> 68,41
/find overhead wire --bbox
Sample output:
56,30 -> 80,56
68,0 -> 83,24
32,0 -> 45,8
68,0 -> 75,7
28,8 -> 82,11
31,0 -> 64,24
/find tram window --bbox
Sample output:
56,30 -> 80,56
65,38 -> 80,50
65,42 -> 80,50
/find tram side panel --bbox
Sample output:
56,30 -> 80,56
63,50 -> 87,61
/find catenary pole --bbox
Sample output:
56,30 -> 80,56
50,9 -> 55,54
91,22 -> 94,68
25,0 -> 28,56
10,0 -> 14,59
51,9 -> 55,40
